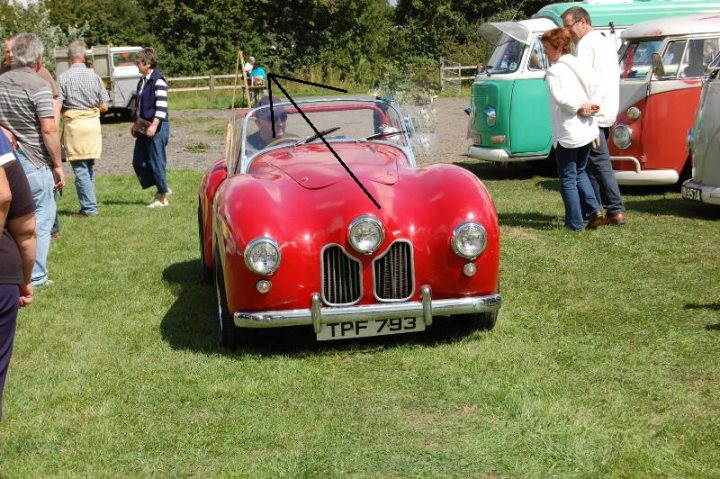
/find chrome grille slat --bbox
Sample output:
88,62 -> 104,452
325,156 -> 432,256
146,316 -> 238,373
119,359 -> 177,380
322,245 -> 361,305
373,241 -> 413,301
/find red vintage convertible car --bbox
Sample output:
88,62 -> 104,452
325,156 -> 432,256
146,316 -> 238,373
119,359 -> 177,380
198,97 -> 501,348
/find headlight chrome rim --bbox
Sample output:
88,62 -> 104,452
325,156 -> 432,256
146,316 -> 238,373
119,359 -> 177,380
626,106 -> 641,121
348,215 -> 384,255
244,237 -> 281,275
484,107 -> 496,127
612,125 -> 633,150
452,222 -> 488,260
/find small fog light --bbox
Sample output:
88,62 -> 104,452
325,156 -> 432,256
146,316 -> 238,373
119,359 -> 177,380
256,280 -> 271,294
463,263 -> 477,277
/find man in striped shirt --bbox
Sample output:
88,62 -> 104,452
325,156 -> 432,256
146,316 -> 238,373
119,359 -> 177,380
131,47 -> 170,208
0,33 -> 64,286
57,40 -> 109,217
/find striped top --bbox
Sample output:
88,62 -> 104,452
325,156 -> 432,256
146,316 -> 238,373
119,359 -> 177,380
137,69 -> 168,121
58,63 -> 109,110
0,67 -> 55,168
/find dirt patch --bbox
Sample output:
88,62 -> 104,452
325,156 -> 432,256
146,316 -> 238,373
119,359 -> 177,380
87,97 -> 473,178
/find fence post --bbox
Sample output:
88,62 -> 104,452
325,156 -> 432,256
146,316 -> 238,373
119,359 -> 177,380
439,56 -> 445,92
208,74 -> 216,100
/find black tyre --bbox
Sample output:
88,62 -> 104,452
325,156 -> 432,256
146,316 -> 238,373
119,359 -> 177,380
214,247 -> 254,350
215,249 -> 239,349
198,203 -> 213,283
458,311 -> 498,331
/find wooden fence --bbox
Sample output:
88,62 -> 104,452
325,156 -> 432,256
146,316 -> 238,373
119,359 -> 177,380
439,57 -> 481,92
166,74 -> 238,93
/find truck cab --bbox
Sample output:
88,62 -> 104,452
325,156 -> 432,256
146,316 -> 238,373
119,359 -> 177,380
55,45 -> 143,119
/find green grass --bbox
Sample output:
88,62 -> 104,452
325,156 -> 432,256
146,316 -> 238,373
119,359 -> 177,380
1,166 -> 719,478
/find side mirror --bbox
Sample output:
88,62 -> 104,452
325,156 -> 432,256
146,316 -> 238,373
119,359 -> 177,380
651,52 -> 665,78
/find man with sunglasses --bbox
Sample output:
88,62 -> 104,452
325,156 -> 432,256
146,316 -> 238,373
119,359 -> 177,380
562,6 -> 626,226
247,96 -> 290,150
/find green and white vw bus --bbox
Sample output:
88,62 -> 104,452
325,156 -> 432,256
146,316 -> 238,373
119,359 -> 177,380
467,0 -> 720,163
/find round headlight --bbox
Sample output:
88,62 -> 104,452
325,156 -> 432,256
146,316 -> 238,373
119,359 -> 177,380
349,215 -> 384,254
452,222 -> 488,260
244,238 -> 281,275
612,125 -> 633,150
626,106 -> 641,121
484,107 -> 496,127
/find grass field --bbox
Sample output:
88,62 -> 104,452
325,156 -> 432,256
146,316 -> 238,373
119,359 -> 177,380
0,165 -> 719,478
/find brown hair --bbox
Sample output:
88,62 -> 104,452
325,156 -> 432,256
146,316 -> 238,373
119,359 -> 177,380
137,47 -> 158,68
541,27 -> 572,55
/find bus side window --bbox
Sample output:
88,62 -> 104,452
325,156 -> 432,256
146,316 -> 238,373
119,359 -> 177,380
662,40 -> 687,78
528,38 -> 549,71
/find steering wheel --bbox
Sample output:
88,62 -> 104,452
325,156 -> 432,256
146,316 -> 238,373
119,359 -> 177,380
264,135 -> 301,148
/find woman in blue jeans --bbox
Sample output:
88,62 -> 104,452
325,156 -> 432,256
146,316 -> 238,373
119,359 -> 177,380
131,47 -> 170,208
542,27 -> 603,231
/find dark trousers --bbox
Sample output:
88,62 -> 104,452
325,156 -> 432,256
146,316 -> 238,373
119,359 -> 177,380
0,284 -> 19,420
133,121 -> 170,194
587,126 -> 625,215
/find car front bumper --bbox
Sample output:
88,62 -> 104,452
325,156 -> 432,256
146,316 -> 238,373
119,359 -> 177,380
610,156 -> 679,185
681,179 -> 720,205
467,145 -> 546,162
234,285 -> 502,332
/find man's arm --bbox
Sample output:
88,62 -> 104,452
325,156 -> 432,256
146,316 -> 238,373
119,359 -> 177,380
7,211 -> 36,307
0,167 -> 9,231
39,116 -> 65,189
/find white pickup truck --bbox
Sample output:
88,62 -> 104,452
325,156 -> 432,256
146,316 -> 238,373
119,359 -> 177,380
54,45 -> 143,119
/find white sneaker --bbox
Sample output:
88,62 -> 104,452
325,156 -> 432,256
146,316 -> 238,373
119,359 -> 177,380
147,199 -> 169,208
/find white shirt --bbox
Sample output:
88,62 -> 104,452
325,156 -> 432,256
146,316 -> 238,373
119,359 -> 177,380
545,54 -> 598,149
576,30 -> 620,127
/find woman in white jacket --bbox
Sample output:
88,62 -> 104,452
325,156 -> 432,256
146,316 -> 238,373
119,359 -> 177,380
542,27 -> 603,231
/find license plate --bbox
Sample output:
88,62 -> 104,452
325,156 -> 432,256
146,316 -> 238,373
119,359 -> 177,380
682,185 -> 702,202
316,317 -> 425,341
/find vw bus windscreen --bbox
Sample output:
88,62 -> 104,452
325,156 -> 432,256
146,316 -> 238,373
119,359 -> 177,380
486,38 -> 526,74
620,39 -> 662,79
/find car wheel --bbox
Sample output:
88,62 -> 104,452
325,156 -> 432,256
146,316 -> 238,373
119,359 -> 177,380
458,311 -> 497,331
198,202 -> 213,283
214,249 -> 240,349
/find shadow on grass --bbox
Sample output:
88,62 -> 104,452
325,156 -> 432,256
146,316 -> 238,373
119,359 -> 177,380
453,160 -> 536,181
498,212 -> 558,230
160,259 -> 489,357
684,303 -> 720,331
624,196 -> 720,221
100,199 -> 149,206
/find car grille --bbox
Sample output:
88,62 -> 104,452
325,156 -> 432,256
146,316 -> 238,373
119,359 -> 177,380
322,245 -> 362,305
373,241 -> 414,301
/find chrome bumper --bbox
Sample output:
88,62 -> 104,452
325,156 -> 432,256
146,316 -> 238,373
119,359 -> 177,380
234,285 -> 502,332
610,156 -> 679,185
466,145 -> 546,162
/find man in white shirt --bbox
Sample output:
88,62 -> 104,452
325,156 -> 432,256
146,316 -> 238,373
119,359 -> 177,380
563,7 -> 626,225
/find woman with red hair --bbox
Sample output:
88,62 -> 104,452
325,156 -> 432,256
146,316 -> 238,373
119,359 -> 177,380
542,27 -> 603,231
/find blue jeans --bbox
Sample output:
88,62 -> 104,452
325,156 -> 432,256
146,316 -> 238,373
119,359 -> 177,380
555,143 -> 601,231
18,152 -> 55,285
71,160 -> 98,215
133,121 -> 169,194
587,127 -> 625,215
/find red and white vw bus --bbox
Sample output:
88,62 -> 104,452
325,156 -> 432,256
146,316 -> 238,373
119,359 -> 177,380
609,13 -> 720,185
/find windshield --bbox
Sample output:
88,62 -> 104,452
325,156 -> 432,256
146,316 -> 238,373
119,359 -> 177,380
486,38 -> 525,74
243,99 -> 409,156
620,39 -> 662,79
